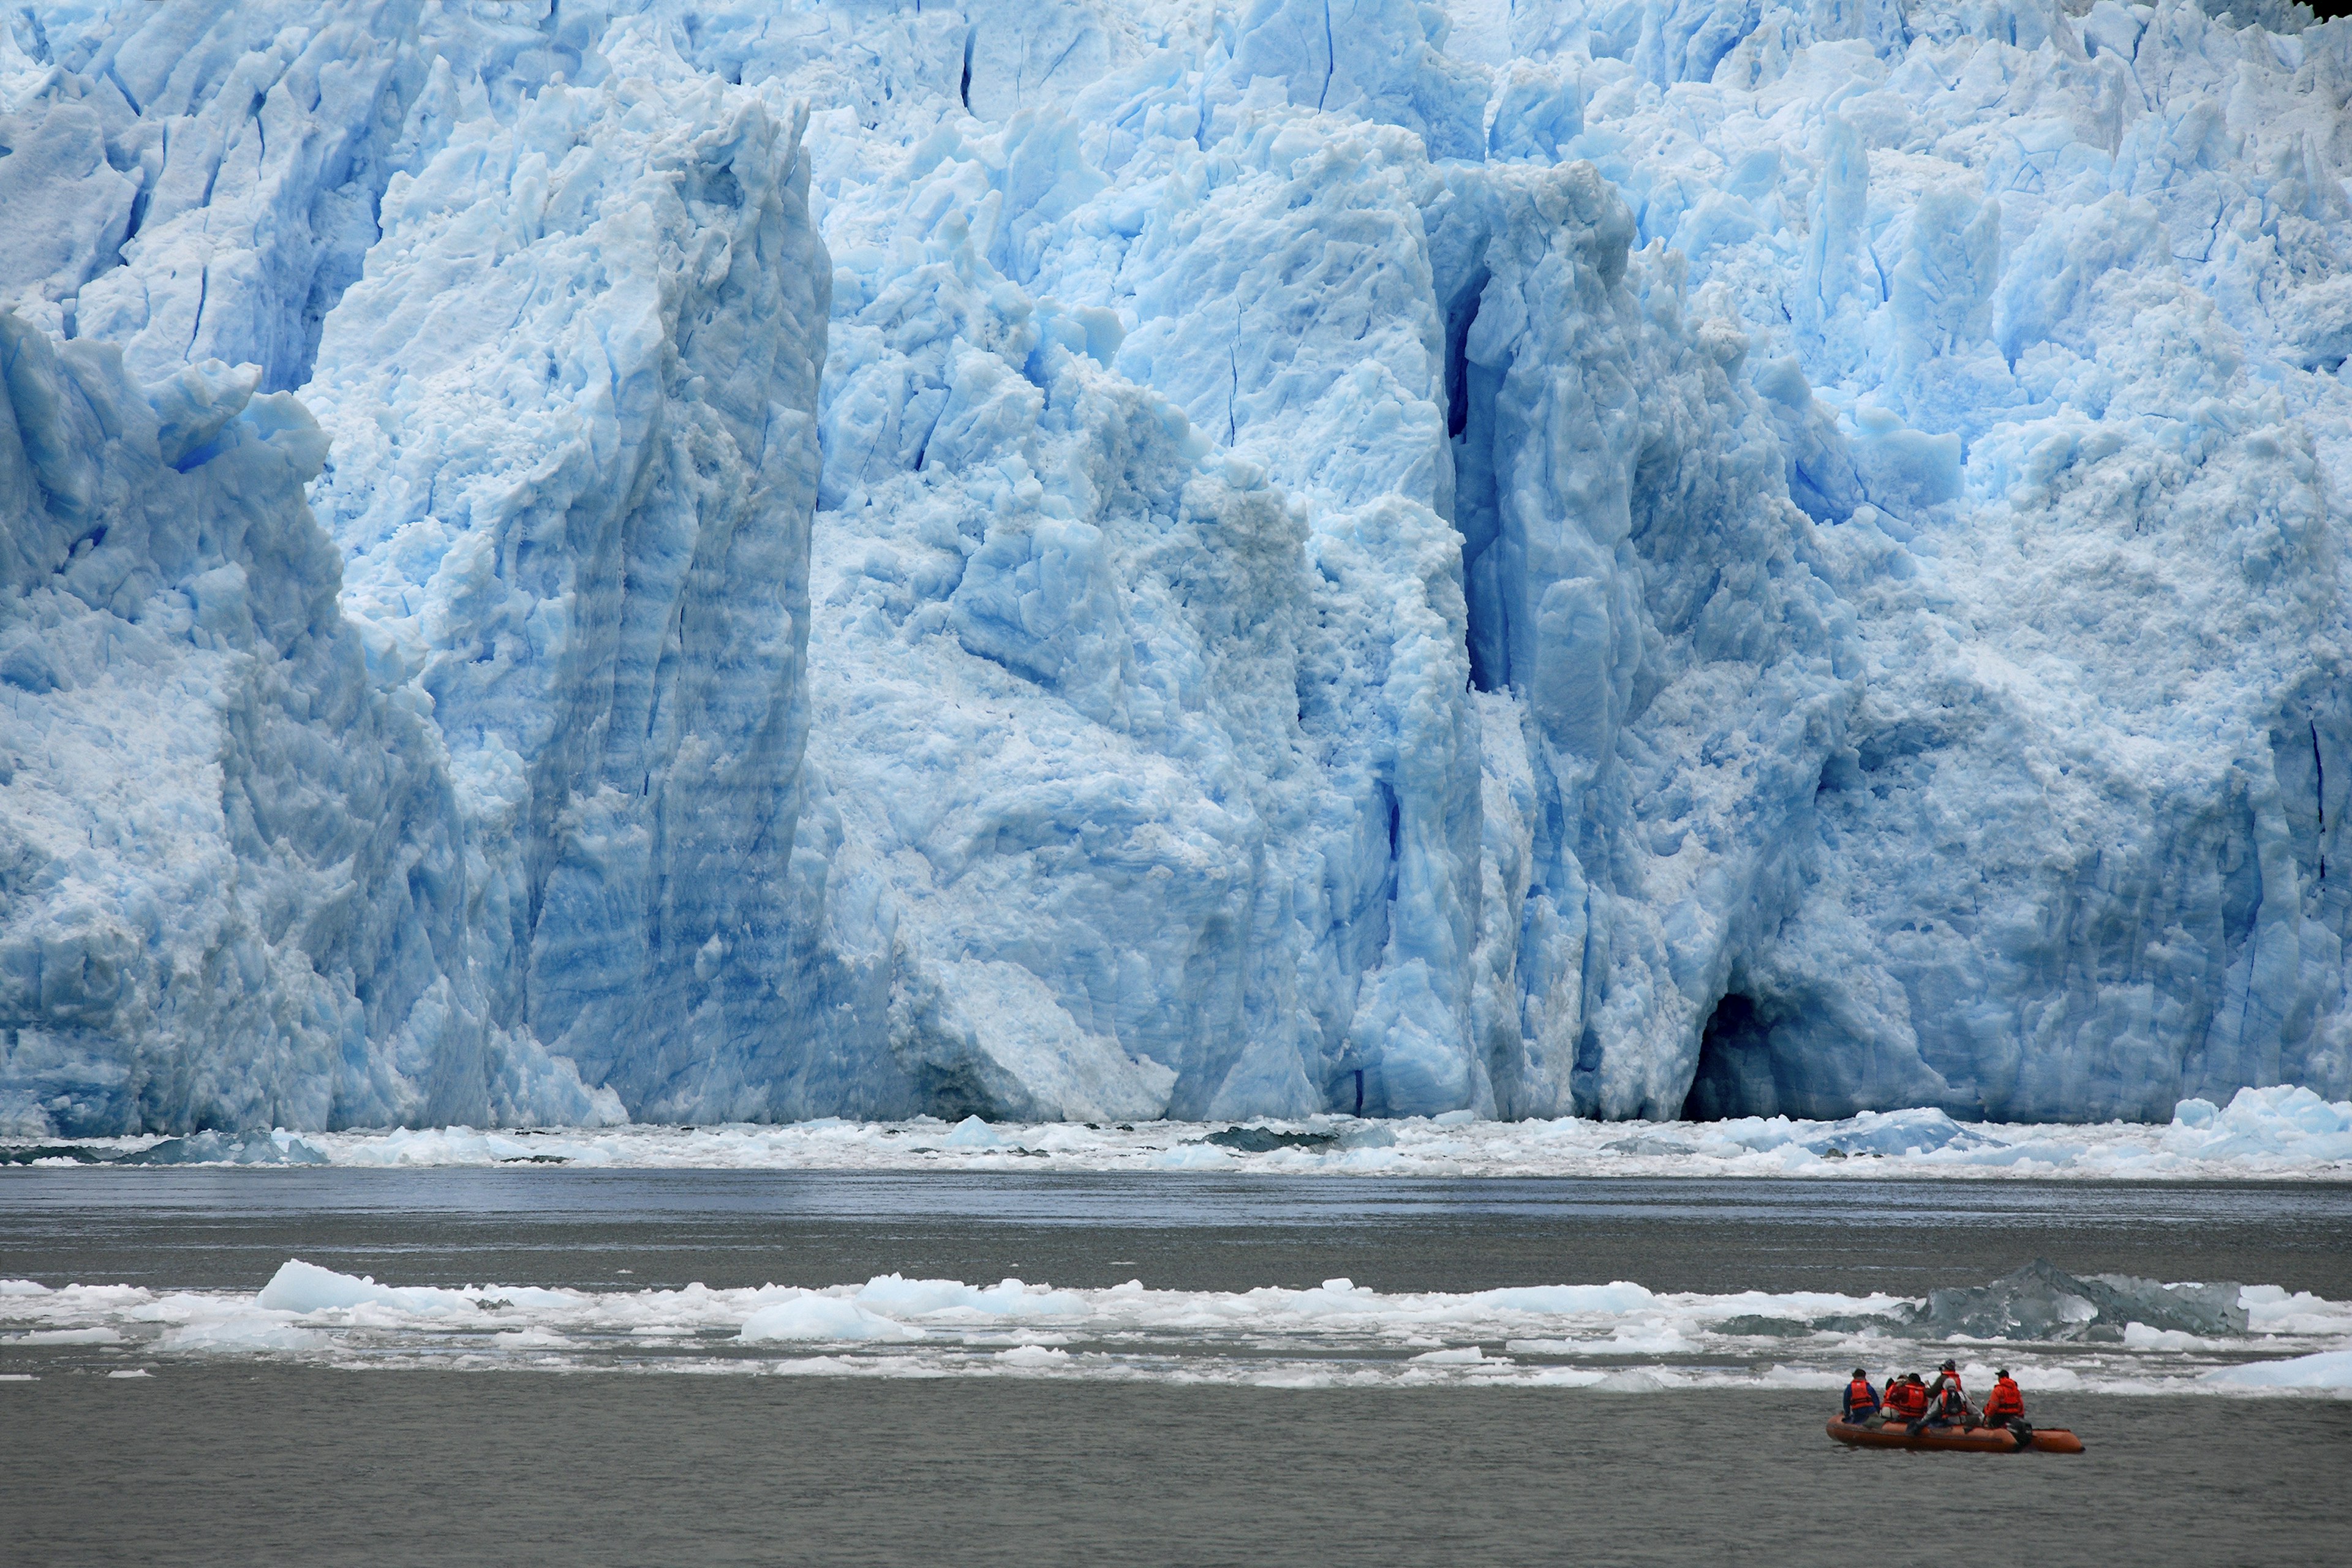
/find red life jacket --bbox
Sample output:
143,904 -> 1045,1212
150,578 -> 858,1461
1844,1377 -> 1880,1417
1889,1381 -> 1929,1417
1983,1377 -> 2024,1418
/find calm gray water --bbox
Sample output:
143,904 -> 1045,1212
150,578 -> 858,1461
7,1169 -> 2351,1295
4,1371 -> 2347,1566
4,1171 -> 2349,1565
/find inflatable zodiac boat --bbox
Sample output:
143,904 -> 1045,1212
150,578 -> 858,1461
1827,1417 -> 2086,1454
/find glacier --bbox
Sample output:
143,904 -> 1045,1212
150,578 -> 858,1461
2,0 -> 2349,1134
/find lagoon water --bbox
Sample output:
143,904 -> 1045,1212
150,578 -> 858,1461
5,1172 -> 2350,1564
3,1373 -> 2346,1567
9,1169 -> 2352,1298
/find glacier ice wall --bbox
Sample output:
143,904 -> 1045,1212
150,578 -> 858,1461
302,23 -> 833,1121
1,3 -> 829,1133
0,318 -> 615,1132
2,0 -> 2348,1129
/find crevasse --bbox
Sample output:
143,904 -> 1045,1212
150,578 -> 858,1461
1,0 -> 2346,1134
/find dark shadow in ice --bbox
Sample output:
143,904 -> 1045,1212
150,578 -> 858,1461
1799,1110 -> 1997,1158
1,1132 -> 328,1167
1604,1134 -> 1698,1156
1716,1315 -> 1817,1338
1192,1126 -> 1342,1154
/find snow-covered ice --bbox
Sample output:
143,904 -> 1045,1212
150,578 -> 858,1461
237,1082 -> 2352,1178
1,1255 -> 2347,1395
2200,1348 -> 2352,1389
4,1 -> 2350,1133
18,1082 -> 2348,1178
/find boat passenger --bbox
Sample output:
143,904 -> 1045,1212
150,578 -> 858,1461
1982,1368 -> 2027,1429
1885,1373 -> 1929,1421
1920,1360 -> 1973,1429
1841,1367 -> 1882,1425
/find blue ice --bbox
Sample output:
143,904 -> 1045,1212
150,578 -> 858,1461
1,1 -> 2345,1133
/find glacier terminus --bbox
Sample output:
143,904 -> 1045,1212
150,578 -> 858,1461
2,0 -> 2348,1136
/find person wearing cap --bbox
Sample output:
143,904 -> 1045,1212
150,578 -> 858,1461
1841,1366 -> 1883,1425
1982,1366 -> 2029,1439
1884,1371 -> 1929,1420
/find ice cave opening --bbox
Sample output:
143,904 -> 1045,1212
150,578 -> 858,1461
1682,993 -> 1777,1122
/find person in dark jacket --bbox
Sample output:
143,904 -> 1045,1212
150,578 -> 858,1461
1918,1360 -> 1973,1430
1841,1367 -> 1882,1425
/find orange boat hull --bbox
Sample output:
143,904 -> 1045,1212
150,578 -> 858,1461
1827,1417 -> 2086,1454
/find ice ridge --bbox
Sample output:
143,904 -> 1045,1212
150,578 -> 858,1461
2,0 -> 2349,1133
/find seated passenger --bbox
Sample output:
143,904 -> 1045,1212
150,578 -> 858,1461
1885,1373 -> 1929,1421
1921,1360 -> 1972,1428
1841,1367 -> 1882,1425
1982,1367 -> 2027,1430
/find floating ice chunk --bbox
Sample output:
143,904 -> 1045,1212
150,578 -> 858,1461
1607,1134 -> 1698,1157
1713,1316 -> 1815,1340
738,1295 -> 922,1344
1912,1261 -> 2248,1342
2239,1287 -> 2352,1339
256,1261 -> 433,1316
943,1117 -> 1008,1149
2159,1090 -> 2352,1167
1463,1284 -> 1662,1317
121,1132 -> 329,1167
2121,1324 -> 2223,1352
252,1260 -> 570,1318
156,1319 -> 325,1354
853,1275 -> 1090,1319
1197,1126 -> 1341,1153
243,1106 -> 2352,1177
2199,1352 -> 2352,1392
1798,1110 -> 1992,1158
1755,1365 -> 1847,1390
9,1258 -> 2347,1391
1916,1270 -> 2104,1342
1588,1370 -> 1670,1393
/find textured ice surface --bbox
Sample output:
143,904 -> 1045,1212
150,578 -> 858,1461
0,318 -> 617,1133
20,1082 -> 2344,1179
4,1 -> 2351,1130
2201,1348 -> 2352,1388
303,21 -> 833,1122
115,1129 -> 328,1166
1913,1259 -> 2250,1340
4,1256 -> 2348,1393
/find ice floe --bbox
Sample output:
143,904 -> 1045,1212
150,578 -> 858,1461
15,1086 -> 2342,1180
0,1257 -> 2345,1396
